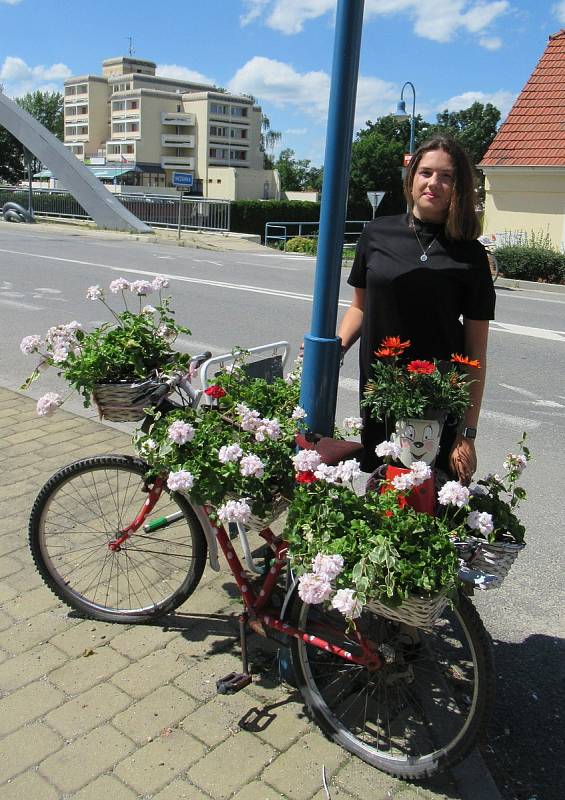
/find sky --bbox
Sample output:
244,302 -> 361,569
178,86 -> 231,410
1,0 -> 563,165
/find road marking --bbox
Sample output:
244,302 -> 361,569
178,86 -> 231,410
480,410 -> 540,429
0,297 -> 43,311
491,321 -> 565,342
498,383 -> 541,400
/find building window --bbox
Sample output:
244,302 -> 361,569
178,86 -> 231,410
230,150 -> 247,161
210,103 -> 228,115
210,125 -> 228,137
230,106 -> 248,118
209,147 -> 228,159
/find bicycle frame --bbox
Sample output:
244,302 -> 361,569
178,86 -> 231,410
109,477 -> 382,671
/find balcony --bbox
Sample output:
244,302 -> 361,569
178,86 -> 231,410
161,112 -> 195,126
160,156 -> 195,170
161,134 -> 195,148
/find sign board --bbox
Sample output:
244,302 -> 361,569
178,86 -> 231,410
172,172 -> 194,188
366,191 -> 385,210
403,153 -> 412,167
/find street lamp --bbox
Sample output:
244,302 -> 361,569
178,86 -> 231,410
394,81 -> 416,157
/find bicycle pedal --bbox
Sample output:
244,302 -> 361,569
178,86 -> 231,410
216,672 -> 252,695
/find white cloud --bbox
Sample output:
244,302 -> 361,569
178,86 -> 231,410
552,1 -> 565,23
479,36 -> 502,50
228,55 -> 399,131
156,64 -> 215,87
240,0 -> 270,26
285,127 -> 308,135
0,0 -> 23,5
0,56 -> 71,97
246,0 -> 509,45
437,89 -> 517,119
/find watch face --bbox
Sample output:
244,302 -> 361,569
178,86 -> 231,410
463,427 -> 477,439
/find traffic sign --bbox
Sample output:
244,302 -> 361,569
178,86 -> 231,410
172,172 -> 194,188
366,191 -> 385,210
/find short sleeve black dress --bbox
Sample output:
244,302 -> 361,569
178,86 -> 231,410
348,213 -> 496,472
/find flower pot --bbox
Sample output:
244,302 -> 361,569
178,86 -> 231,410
391,410 -> 447,468
368,588 -> 451,630
92,377 -> 164,422
384,465 -> 436,515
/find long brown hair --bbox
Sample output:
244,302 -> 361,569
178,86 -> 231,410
403,136 -> 480,241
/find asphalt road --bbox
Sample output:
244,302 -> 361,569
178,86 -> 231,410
1,222 -> 564,800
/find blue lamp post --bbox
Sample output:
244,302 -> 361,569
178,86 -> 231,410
394,81 -> 416,158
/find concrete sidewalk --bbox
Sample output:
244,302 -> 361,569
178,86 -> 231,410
0,386 -> 489,800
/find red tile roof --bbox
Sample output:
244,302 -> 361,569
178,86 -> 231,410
480,30 -> 565,167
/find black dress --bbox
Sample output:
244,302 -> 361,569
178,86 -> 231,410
347,213 -> 496,472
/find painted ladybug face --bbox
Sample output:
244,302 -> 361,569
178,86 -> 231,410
393,418 -> 442,467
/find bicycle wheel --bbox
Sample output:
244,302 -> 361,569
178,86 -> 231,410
29,455 -> 207,623
290,592 -> 494,780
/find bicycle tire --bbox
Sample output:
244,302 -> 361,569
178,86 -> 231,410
289,591 -> 494,780
29,455 -> 207,623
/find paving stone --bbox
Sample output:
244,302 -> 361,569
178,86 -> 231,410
110,623 -> 180,660
49,646 -> 130,694
0,555 -> 25,580
4,565 -> 45,592
245,694 -> 311,751
8,585 -> 60,620
0,581 -> 19,603
45,682 -> 132,738
0,721 -> 62,781
153,780 -> 214,800
111,648 -> 188,699
189,732 -> 276,799
165,619 -> 238,659
262,732 -> 348,799
39,724 -> 135,793
71,774 -> 139,800
113,684 -> 197,743
180,691 -> 256,747
334,759 -> 402,798
174,651 -> 243,702
231,781 -> 288,799
0,770 -> 60,800
0,532 -> 28,558
0,642 -> 68,691
114,729 -> 206,795
50,620 -> 123,656
1,608 -> 76,654
0,680 -> 65,736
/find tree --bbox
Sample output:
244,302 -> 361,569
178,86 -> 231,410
16,90 -> 64,140
275,148 -> 322,193
261,114 -> 282,169
422,102 -> 500,168
0,126 -> 25,184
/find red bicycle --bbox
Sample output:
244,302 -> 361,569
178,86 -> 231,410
28,344 -> 494,780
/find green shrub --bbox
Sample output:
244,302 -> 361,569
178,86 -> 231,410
230,200 -> 320,242
495,245 -> 565,284
285,236 -> 317,254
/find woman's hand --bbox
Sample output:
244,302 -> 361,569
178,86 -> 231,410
449,436 -> 477,485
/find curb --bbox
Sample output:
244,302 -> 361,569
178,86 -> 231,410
450,749 -> 503,800
496,276 -> 565,294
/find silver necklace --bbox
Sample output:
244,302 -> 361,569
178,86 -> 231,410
412,224 -> 437,262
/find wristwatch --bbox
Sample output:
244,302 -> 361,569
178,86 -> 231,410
461,426 -> 477,439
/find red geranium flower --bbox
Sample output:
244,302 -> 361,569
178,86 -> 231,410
451,353 -> 481,369
407,360 -> 436,375
295,470 -> 317,484
204,385 -> 227,399
375,336 -> 411,358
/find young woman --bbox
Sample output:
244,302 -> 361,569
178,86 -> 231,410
338,136 -> 496,482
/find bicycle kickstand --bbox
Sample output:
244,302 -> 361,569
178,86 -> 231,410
216,615 -> 252,695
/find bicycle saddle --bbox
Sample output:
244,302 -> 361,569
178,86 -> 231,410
295,433 -> 364,466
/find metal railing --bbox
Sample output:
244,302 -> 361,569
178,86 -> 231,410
265,219 -> 368,251
0,186 -> 231,232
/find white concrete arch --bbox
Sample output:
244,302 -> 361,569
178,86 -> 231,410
0,92 -> 151,233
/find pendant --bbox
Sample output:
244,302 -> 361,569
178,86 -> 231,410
420,254 -> 428,262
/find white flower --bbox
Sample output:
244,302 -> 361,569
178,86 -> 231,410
109,278 -> 130,293
152,275 -> 169,291
409,460 -> 432,487
51,345 -> 70,363
36,392 -> 63,417
503,453 -> 527,475
86,285 -> 103,301
167,420 -> 195,445
343,416 -> 363,434
20,335 -> 42,355
130,279 -> 154,296
292,405 -> 306,420
391,472 -> 415,492
140,438 -> 158,454
335,459 -> 361,483
312,553 -> 344,581
314,463 -> 339,484
217,499 -> 251,524
240,454 -> 265,478
255,418 -> 281,441
331,588 -> 362,619
141,305 -> 156,315
157,324 -> 174,340
218,443 -> 243,464
292,449 -> 322,473
375,440 -> 402,460
297,572 -> 332,605
166,470 -> 194,492
437,481 -> 470,508
466,510 -> 494,536
64,320 -> 82,334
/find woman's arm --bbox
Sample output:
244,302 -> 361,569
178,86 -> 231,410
337,288 -> 366,354
449,318 -> 490,483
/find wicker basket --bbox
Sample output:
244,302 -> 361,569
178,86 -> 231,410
92,377 -> 164,422
246,495 -> 289,531
468,539 -> 525,589
367,589 -> 451,630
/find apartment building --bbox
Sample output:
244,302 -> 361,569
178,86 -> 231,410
63,56 -> 280,200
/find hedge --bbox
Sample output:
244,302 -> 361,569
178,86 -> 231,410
495,245 -> 565,285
